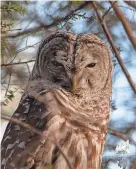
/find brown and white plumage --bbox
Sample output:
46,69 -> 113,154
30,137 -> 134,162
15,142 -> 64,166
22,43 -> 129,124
1,32 -> 112,169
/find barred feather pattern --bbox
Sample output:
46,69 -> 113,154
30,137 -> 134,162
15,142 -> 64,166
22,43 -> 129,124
1,32 -> 112,169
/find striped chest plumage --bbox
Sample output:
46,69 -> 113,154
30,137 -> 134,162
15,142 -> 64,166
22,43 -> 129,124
30,89 -> 110,169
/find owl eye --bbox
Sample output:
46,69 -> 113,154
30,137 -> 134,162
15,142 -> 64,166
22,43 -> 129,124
52,61 -> 62,67
86,63 -> 96,68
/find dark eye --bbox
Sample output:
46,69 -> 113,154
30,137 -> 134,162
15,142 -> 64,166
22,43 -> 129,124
86,63 -> 96,68
52,61 -> 62,67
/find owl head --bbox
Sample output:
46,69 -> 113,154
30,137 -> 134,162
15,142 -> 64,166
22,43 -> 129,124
31,32 -> 112,96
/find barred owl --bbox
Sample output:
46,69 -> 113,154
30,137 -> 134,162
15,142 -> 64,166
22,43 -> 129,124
1,32 -> 112,169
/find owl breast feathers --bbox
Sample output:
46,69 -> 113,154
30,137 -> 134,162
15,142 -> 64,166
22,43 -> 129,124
1,32 -> 112,169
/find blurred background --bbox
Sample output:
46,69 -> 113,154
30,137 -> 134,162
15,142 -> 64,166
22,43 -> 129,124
1,1 -> 136,169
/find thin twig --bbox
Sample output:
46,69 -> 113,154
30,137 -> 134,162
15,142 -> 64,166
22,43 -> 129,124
1,60 -> 35,68
9,53 -> 18,64
7,41 -> 40,65
16,42 -> 40,53
26,63 -> 31,76
1,113 -> 44,136
125,1 -> 136,9
110,1 -> 136,49
5,71 -> 12,96
118,6 -> 136,12
108,128 -> 136,146
1,113 -> 74,169
3,28 -> 22,32
6,2 -> 90,38
92,2 -> 136,94
102,1 -> 116,20
102,154 -> 136,162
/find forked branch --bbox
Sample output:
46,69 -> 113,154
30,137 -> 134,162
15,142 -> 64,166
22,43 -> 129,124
92,2 -> 136,94
108,128 -> 136,146
110,1 -> 136,49
124,1 -> 136,9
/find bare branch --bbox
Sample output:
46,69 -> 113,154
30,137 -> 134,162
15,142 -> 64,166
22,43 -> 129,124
110,1 -> 136,49
102,154 -> 136,163
7,41 -> 40,65
108,128 -> 136,146
1,60 -> 35,68
16,42 -> 40,53
5,26 -> 42,38
125,1 -> 136,9
5,71 -> 12,96
92,1 -> 136,94
26,63 -> 31,76
1,113 -> 74,169
1,114 -> 43,136
6,2 -> 90,38
102,2 -> 116,20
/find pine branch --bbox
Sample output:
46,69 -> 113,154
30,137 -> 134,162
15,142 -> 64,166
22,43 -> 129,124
6,2 -> 90,38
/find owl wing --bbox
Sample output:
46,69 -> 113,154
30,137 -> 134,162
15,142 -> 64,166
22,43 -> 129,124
1,92 -> 49,169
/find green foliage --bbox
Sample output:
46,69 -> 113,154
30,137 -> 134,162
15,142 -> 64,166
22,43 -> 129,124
2,90 -> 15,106
1,2 -> 26,63
71,1 -> 84,6
1,20 -> 13,32
1,2 -> 26,15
